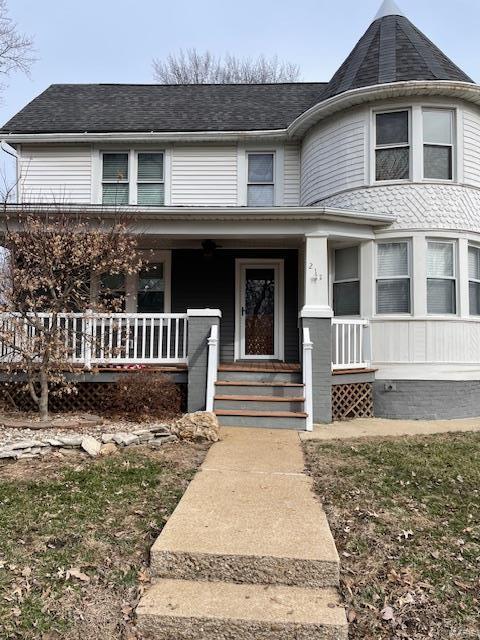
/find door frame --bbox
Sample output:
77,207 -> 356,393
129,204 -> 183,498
234,258 -> 285,361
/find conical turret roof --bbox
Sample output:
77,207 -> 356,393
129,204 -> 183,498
321,1 -> 473,101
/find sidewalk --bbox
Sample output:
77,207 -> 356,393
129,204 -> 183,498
301,416 -> 480,441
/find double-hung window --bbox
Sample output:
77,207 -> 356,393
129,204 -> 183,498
376,241 -> 411,314
375,110 -> 410,181
423,109 -> 454,180
100,273 -> 126,311
427,240 -> 456,314
333,247 -> 360,316
247,153 -> 275,206
137,263 -> 165,312
102,153 -> 129,205
469,245 -> 480,315
137,153 -> 165,205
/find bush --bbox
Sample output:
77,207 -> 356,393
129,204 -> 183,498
105,371 -> 183,420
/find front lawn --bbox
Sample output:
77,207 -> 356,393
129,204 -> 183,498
304,433 -> 480,640
0,443 -> 208,640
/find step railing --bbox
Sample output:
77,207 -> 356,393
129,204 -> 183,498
332,318 -> 371,371
302,326 -> 313,431
206,324 -> 219,412
0,312 -> 189,367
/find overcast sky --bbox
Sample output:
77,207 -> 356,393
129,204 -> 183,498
1,0 -> 479,181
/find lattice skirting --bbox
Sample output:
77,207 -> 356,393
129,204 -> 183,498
0,382 -> 117,414
332,382 -> 374,420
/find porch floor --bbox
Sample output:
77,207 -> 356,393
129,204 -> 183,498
219,362 -> 301,372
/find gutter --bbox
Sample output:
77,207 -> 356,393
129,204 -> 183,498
1,203 -> 396,227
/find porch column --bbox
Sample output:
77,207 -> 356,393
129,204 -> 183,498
301,235 -> 333,424
186,309 -> 222,413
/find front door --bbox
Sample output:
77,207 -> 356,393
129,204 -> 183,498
236,260 -> 284,360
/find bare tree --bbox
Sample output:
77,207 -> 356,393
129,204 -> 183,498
0,207 -> 142,420
0,0 -> 35,87
153,49 -> 300,84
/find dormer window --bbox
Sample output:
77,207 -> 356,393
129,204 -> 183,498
423,109 -> 454,180
375,110 -> 410,181
247,153 -> 275,206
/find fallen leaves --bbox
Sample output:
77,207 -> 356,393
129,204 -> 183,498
66,567 -> 90,583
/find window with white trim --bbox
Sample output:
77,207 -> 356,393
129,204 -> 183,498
102,153 -> 129,205
137,263 -> 165,312
427,240 -> 456,314
376,241 -> 411,314
100,273 -> 126,311
247,153 -> 274,206
423,109 -> 454,180
137,153 -> 165,205
101,151 -> 165,205
333,246 -> 360,316
468,244 -> 480,315
375,110 -> 410,181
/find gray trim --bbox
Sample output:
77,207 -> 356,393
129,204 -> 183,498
302,317 -> 332,424
333,371 -> 375,385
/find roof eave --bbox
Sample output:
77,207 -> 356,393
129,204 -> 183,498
288,80 -> 480,136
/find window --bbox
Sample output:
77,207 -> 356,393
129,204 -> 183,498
102,153 -> 129,205
333,247 -> 360,316
469,245 -> 480,315
375,111 -> 410,181
137,263 -> 165,312
427,241 -> 456,314
376,242 -> 410,314
247,153 -> 274,206
137,153 -> 164,206
100,273 -> 126,310
423,109 -> 453,180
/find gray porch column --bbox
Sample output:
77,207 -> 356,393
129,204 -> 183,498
301,234 -> 333,424
186,309 -> 221,413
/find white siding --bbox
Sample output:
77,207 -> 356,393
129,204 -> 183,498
300,110 -> 366,206
463,105 -> 480,189
170,145 -> 237,206
283,143 -> 300,206
371,319 -> 480,365
18,145 -> 92,203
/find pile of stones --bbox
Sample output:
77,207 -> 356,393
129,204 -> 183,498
0,424 -> 176,461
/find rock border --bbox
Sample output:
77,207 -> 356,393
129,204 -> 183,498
0,424 -> 177,461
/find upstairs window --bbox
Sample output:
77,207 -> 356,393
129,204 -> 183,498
376,241 -> 410,314
469,245 -> 480,315
375,111 -> 410,181
333,247 -> 360,316
427,241 -> 456,314
247,153 -> 274,206
137,153 -> 165,206
423,109 -> 454,180
102,153 -> 129,205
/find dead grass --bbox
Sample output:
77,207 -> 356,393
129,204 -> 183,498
0,442 -> 209,639
304,433 -> 480,640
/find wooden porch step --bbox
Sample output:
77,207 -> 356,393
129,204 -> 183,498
216,380 -> 304,388
219,363 -> 301,373
215,409 -> 307,418
332,367 -> 377,376
215,395 -> 304,403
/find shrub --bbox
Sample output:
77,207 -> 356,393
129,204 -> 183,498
105,371 -> 183,420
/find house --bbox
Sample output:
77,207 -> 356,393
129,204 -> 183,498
1,0 -> 480,426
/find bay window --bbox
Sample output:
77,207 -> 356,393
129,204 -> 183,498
247,153 -> 275,206
423,109 -> 454,180
333,246 -> 360,316
376,241 -> 411,314
375,110 -> 410,181
427,240 -> 456,314
469,244 -> 480,315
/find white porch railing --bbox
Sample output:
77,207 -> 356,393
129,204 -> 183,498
0,312 -> 189,366
205,324 -> 219,412
302,326 -> 313,431
332,318 -> 371,371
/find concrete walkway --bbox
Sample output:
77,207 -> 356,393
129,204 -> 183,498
137,428 -> 347,639
301,416 -> 480,441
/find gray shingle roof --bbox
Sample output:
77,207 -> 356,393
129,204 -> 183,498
0,83 -> 325,134
321,13 -> 473,100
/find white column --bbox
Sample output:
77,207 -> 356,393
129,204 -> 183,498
412,234 -> 427,316
301,235 -> 332,318
360,240 -> 375,318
